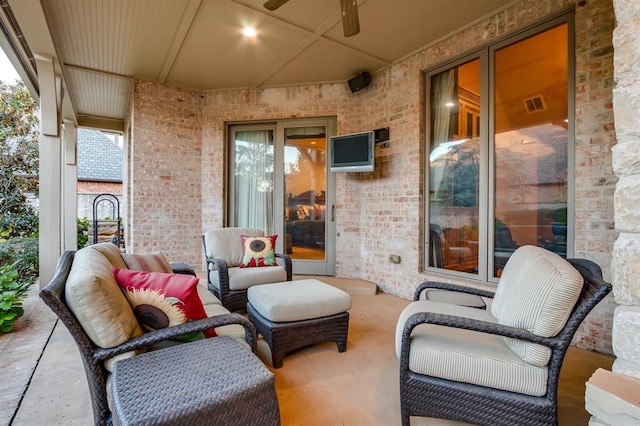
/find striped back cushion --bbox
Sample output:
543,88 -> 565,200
122,252 -> 173,273
491,245 -> 583,366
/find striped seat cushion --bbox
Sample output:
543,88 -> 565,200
491,245 -> 583,366
396,300 -> 548,396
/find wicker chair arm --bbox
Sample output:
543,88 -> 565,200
275,253 -> 293,280
169,262 -> 196,276
204,256 -> 230,294
413,281 -> 495,301
401,311 -> 564,355
94,313 -> 258,361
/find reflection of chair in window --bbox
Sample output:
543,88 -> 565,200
443,227 -> 477,272
428,225 -> 443,268
494,221 -> 519,276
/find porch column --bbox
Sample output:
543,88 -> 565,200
62,119 -> 78,252
585,0 -> 640,423
35,55 -> 62,287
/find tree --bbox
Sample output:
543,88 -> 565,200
0,81 -> 39,239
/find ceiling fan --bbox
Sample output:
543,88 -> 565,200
263,0 -> 360,37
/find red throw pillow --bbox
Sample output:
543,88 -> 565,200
240,234 -> 278,267
113,268 -> 217,338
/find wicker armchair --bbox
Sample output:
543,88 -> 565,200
40,251 -> 262,426
202,227 -> 292,312
396,246 -> 612,426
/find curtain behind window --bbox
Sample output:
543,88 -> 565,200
233,130 -> 274,234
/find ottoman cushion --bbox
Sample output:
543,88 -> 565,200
248,279 -> 351,322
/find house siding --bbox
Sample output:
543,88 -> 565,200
130,0 -> 616,353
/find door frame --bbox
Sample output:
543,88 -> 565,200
227,117 -> 337,276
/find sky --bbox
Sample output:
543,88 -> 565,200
0,48 -> 22,84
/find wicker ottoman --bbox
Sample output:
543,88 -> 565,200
111,336 -> 280,425
247,279 -> 352,368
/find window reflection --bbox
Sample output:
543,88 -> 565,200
429,60 -> 480,274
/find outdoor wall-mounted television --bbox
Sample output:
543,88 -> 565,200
329,131 -> 375,172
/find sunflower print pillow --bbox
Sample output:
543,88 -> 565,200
113,268 -> 217,339
240,235 -> 278,267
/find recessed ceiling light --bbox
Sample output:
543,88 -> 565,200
242,27 -> 258,37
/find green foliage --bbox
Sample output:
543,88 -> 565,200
0,81 -> 39,239
0,263 -> 30,333
77,217 -> 89,249
0,237 -> 38,286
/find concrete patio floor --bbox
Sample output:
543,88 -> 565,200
1,278 -> 614,426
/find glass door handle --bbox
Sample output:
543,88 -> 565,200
331,205 -> 335,221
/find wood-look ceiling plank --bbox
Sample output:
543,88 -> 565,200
157,0 -> 204,83
33,0 -> 519,123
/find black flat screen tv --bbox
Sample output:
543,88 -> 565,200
329,131 -> 375,172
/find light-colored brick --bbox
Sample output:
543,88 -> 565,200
129,0 -> 617,354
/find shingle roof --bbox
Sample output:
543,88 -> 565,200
77,128 -> 122,182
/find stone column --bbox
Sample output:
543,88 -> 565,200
585,0 -> 640,423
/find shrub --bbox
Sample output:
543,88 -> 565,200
0,264 -> 30,332
0,237 -> 38,286
77,217 -> 89,249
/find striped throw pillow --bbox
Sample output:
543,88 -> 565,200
122,252 -> 173,273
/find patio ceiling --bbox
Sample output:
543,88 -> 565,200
1,0 -> 514,131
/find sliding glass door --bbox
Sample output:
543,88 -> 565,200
229,118 -> 336,275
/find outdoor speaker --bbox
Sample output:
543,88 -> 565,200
348,71 -> 372,93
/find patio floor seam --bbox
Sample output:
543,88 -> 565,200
0,285 -> 56,426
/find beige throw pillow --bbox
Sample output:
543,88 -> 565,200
65,246 -> 144,348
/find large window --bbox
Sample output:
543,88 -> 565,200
425,15 -> 573,282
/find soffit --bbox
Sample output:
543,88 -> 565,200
28,0 -> 519,130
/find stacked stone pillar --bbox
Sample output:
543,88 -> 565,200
585,0 -> 640,423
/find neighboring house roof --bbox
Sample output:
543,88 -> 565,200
77,128 -> 122,182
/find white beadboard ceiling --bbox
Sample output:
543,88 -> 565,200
29,0 -> 516,130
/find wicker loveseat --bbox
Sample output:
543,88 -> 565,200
40,242 -> 277,426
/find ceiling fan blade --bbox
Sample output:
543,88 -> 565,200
263,0 -> 290,11
340,0 -> 360,37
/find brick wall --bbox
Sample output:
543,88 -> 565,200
130,0 -> 617,353
129,82 -> 203,266
573,0 -> 617,353
76,181 -> 122,219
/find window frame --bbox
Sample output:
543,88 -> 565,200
422,12 -> 575,284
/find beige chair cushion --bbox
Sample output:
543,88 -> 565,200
203,228 -> 264,267
247,279 -> 351,322
491,245 -> 583,366
209,265 -> 288,291
422,289 -> 489,309
91,241 -> 128,269
65,246 -> 144,348
197,281 -> 249,346
396,300 -> 548,397
197,280 -> 221,305
202,302 -> 248,344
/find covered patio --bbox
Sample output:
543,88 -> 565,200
0,0 -> 638,424
1,277 -> 615,425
